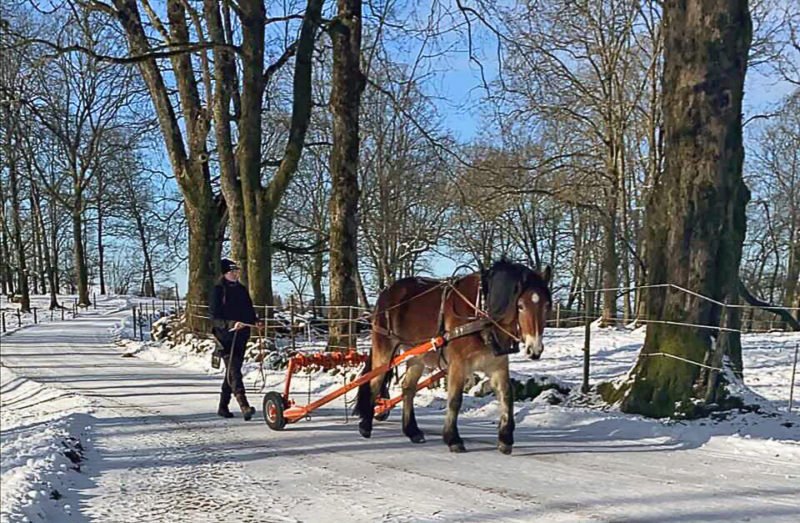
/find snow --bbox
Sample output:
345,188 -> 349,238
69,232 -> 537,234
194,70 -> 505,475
1,296 -> 799,522
0,366 -> 95,523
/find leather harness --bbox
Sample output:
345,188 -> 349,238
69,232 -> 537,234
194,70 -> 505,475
371,274 -> 521,371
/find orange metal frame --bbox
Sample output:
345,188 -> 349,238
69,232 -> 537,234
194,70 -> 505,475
281,337 -> 446,424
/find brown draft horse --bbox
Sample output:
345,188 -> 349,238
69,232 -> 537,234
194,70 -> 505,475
354,259 -> 552,454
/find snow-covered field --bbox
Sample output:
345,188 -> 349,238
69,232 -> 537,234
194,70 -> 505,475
2,297 -> 799,522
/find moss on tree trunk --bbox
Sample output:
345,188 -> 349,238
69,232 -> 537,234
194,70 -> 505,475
614,0 -> 752,418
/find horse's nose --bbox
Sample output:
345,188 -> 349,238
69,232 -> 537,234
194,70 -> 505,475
523,335 -> 544,360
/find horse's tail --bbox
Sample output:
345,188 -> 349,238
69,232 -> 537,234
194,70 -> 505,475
355,289 -> 396,421
352,353 -> 373,418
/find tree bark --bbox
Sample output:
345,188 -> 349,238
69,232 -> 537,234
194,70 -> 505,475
30,183 -> 59,309
7,137 -> 30,311
71,192 -> 90,306
327,0 -> 363,351
204,0 -> 248,284
617,0 -> 752,418
97,173 -> 106,295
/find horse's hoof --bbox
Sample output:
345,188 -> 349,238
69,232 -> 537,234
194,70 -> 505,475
498,443 -> 513,455
449,443 -> 466,453
358,425 -> 372,439
409,433 -> 426,444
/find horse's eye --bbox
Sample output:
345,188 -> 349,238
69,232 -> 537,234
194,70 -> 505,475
531,292 -> 541,304
517,302 -> 524,311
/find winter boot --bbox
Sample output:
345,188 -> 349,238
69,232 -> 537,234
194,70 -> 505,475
235,393 -> 256,421
217,404 -> 234,419
218,391 -> 234,418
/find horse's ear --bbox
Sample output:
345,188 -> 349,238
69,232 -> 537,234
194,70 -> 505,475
541,265 -> 552,285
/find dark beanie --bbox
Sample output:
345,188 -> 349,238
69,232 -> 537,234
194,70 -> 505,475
221,258 -> 240,274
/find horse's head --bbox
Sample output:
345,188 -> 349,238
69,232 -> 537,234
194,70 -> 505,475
483,259 -> 552,360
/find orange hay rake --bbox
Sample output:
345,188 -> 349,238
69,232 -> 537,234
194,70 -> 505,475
261,337 -> 447,430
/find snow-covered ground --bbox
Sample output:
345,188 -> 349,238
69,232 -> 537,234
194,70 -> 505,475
0,294 -> 132,337
2,297 -> 799,522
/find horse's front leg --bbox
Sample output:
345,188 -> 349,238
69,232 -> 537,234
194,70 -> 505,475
490,359 -> 514,455
402,358 -> 426,443
443,362 -> 466,453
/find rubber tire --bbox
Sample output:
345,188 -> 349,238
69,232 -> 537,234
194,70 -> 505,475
262,391 -> 286,430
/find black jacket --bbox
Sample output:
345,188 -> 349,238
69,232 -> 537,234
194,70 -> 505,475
209,278 -> 258,342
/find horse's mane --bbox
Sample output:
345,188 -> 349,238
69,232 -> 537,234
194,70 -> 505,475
482,257 -> 551,321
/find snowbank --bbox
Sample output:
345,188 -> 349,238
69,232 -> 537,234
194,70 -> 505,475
0,366 -> 96,523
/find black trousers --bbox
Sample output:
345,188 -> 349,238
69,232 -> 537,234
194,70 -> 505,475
217,328 -> 250,404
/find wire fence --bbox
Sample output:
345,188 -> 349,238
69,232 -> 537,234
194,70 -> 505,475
130,280 -> 799,411
570,284 -> 799,411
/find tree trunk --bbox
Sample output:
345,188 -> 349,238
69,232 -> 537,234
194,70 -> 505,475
327,0 -> 363,351
312,231 -> 325,316
601,209 -> 618,326
205,0 -> 248,284
0,214 -> 12,296
616,0 -> 752,418
237,0 -> 268,305
97,174 -> 106,295
785,238 -> 800,321
8,145 -> 30,312
71,193 -> 90,306
30,183 -> 59,309
49,197 -> 60,301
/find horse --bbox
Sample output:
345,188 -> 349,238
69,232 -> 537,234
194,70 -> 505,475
354,258 -> 552,454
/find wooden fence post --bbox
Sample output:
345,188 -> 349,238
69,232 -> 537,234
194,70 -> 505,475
348,306 -> 354,350
789,344 -> 798,413
582,289 -> 592,394
290,299 -> 296,352
705,301 -> 729,404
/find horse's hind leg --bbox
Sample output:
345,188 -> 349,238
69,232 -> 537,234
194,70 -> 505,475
401,358 -> 426,443
443,361 -> 466,453
489,359 -> 515,455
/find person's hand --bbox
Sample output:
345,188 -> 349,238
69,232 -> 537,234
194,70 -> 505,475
230,321 -> 246,331
255,320 -> 265,330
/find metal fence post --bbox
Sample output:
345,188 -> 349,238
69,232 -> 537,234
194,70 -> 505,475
33,308 -> 38,324
555,302 -> 561,328
348,306 -> 354,350
582,289 -> 592,394
61,308 -> 65,321
132,306 -> 137,339
1,311 -> 5,333
17,309 -> 21,327
93,292 -> 97,310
